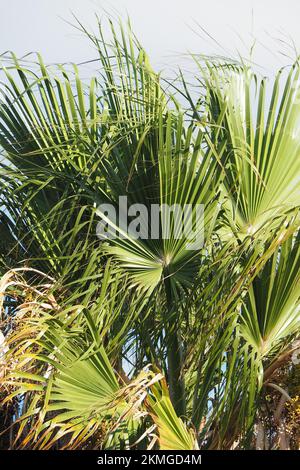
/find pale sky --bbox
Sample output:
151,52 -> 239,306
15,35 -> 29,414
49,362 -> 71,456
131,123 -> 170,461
1,0 -> 300,76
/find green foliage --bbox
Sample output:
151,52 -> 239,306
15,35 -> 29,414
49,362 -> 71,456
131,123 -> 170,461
0,18 -> 299,450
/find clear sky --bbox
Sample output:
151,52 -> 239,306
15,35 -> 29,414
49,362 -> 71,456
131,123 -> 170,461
1,0 -> 300,75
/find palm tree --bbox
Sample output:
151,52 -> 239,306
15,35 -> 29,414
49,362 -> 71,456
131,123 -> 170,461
0,18 -> 299,450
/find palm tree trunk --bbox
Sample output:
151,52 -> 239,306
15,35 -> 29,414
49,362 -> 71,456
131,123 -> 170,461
274,391 -> 290,450
255,420 -> 266,450
164,278 -> 185,417
167,330 -> 185,416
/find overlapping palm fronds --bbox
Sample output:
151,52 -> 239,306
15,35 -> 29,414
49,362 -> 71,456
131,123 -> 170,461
0,17 -> 299,450
0,268 -> 198,450
241,233 -> 300,357
194,60 -> 300,239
